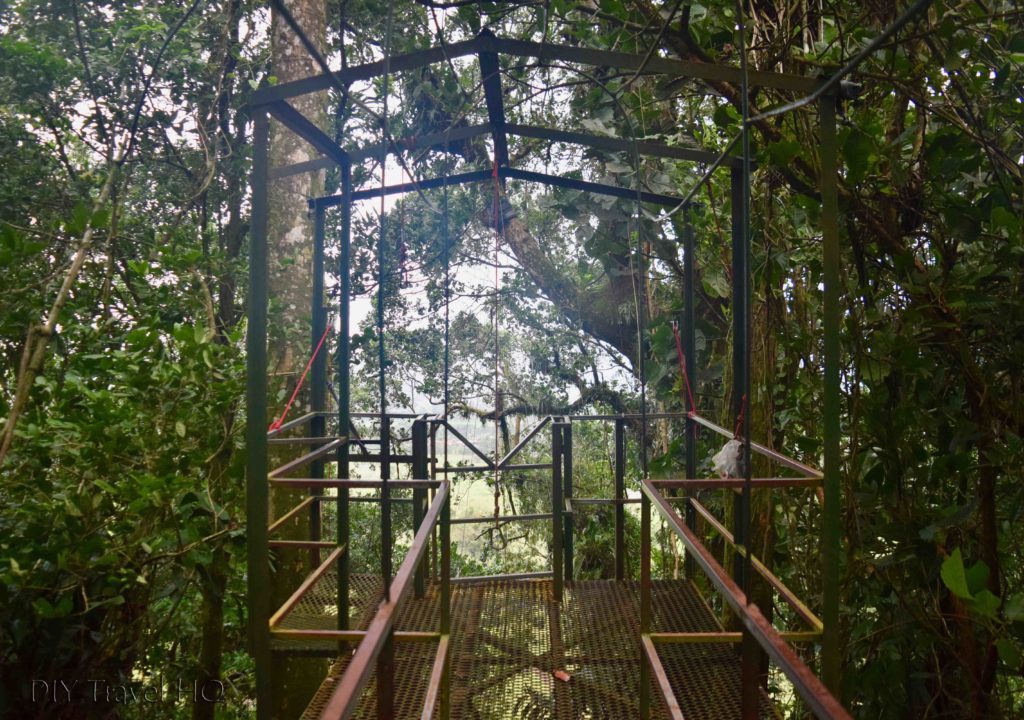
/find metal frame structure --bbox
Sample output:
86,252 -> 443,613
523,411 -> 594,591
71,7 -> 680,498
243,13 -> 873,718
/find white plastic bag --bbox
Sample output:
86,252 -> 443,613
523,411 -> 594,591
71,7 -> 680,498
712,439 -> 744,478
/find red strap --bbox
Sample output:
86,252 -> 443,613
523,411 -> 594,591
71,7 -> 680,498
671,321 -> 697,413
269,324 -> 332,432
734,394 -> 747,439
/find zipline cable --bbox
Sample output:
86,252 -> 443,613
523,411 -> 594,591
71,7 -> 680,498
491,158 -> 505,526
654,0 -> 934,223
737,0 -> 754,602
378,0 -> 395,602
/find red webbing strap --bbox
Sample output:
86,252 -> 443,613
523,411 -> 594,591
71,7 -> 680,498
670,320 -> 697,414
268,323 -> 332,431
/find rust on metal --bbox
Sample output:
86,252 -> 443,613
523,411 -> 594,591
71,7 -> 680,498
268,495 -> 316,534
319,482 -> 450,720
641,635 -> 684,720
642,479 -> 850,720
268,437 -> 345,478
690,498 -> 823,631
419,635 -> 449,720
269,545 -> 347,629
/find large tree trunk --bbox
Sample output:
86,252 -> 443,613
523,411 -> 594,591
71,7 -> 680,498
268,0 -> 330,715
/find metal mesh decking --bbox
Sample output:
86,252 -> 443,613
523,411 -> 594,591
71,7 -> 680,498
297,577 -> 775,719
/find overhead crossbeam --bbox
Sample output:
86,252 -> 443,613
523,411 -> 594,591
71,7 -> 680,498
478,30 -> 509,169
502,167 -> 682,207
250,31 -> 820,108
505,123 -> 745,168
313,165 -> 689,209
272,120 -> 738,180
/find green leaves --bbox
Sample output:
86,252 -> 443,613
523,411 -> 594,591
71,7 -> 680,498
941,549 -> 1005,621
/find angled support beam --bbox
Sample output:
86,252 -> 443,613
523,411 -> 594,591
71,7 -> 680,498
266,100 -> 350,169
313,167 -> 689,209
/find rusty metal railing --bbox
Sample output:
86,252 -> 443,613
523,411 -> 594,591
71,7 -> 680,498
641,474 -> 850,720
316,478 -> 451,720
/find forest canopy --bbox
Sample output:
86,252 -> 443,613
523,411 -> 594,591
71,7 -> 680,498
0,0 -> 1022,718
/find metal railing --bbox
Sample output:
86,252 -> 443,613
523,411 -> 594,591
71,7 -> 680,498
638,411 -> 848,720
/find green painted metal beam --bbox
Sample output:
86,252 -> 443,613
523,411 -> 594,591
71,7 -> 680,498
246,109 -> 272,720
819,97 -> 842,695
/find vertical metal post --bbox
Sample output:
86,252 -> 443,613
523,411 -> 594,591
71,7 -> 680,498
380,414 -> 392,587
562,421 -> 573,584
309,202 -> 326,570
551,421 -> 563,602
377,411 -> 393,719
336,161 -> 352,632
429,422 -> 438,583
730,166 -> 749,592
440,472 -> 451,719
377,633 -> 394,720
820,96 -> 842,695
614,418 -> 626,581
732,158 -> 760,720
246,109 -> 271,720
683,217 -> 698,580
412,418 -> 428,598
639,485 -> 651,720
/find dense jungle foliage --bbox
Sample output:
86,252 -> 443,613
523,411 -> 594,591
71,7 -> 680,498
0,0 -> 1021,718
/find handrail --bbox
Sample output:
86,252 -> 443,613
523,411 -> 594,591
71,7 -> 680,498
687,412 -> 823,479
268,438 -> 345,478
266,410 -> 320,437
689,498 -> 823,631
319,480 -> 450,720
653,476 -> 821,489
641,479 -> 850,720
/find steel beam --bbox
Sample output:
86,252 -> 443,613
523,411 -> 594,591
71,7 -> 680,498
491,36 -> 820,94
819,97 -> 842,694
412,419 -> 428,598
614,418 -> 625,581
336,159 -> 352,632
551,423 -> 563,602
251,38 -> 483,107
683,216 -> 698,579
562,422 -> 573,584
267,100 -> 350,168
247,110 -> 271,720
252,32 -> 818,109
478,32 -> 509,169
642,480 -> 851,720
506,123 -> 736,166
502,167 -> 684,207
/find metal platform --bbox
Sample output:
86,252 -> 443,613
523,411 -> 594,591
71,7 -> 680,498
295,576 -> 775,719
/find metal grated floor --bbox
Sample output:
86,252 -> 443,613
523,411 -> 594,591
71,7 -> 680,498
290,576 -> 776,719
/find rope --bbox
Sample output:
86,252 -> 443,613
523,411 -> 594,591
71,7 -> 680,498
670,320 -> 696,414
736,0 -> 753,599
268,323 -> 332,431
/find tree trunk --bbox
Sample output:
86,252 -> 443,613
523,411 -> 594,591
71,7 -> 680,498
268,0 -> 330,714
